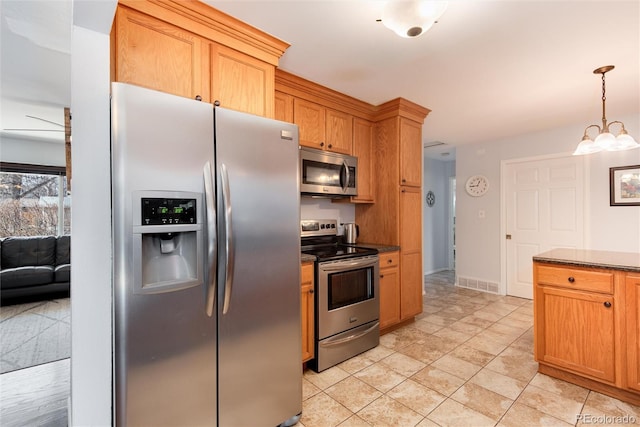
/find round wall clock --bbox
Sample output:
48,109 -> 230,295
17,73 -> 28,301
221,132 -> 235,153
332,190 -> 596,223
426,190 -> 435,207
465,175 -> 489,197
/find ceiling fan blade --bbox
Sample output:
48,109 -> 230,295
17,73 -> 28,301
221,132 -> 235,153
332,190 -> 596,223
25,115 -> 64,127
3,128 -> 64,132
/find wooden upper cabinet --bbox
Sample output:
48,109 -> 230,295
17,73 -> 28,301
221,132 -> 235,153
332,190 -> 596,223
325,109 -> 353,154
294,99 -> 325,148
399,118 -> 423,187
113,6 -> 208,101
294,98 -> 352,154
210,43 -> 274,117
112,1 -> 290,117
352,118 -> 375,203
274,91 -> 294,123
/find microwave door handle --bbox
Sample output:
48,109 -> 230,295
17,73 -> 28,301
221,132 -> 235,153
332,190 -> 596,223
203,161 -> 217,317
220,163 -> 235,315
342,160 -> 350,193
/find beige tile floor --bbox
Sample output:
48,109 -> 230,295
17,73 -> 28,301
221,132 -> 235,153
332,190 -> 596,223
299,271 -> 640,427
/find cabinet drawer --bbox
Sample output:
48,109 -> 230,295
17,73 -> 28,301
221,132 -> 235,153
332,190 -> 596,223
536,264 -> 613,294
379,252 -> 399,269
301,263 -> 314,285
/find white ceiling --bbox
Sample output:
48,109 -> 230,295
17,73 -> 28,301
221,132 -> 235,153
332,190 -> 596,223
2,0 -> 639,160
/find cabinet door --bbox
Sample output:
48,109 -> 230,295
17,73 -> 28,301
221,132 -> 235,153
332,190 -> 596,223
399,118 -> 422,187
626,274 -> 640,392
275,91 -> 293,123
400,251 -> 423,320
294,99 -> 325,150
352,118 -> 375,203
379,265 -> 400,330
325,109 -> 352,154
301,263 -> 315,363
400,186 -> 422,253
114,7 -> 207,101
535,285 -> 615,383
210,43 -> 274,117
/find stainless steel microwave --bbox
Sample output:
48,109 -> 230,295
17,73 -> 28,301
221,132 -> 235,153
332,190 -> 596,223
299,147 -> 357,197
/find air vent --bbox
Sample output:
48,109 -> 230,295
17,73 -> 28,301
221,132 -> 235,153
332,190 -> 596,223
423,141 -> 445,148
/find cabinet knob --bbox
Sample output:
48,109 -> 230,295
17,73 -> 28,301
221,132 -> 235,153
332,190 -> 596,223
380,274 -> 384,278
309,289 -> 314,294
387,259 -> 392,264
195,95 -> 202,101
567,277 -> 575,283
402,178 -> 406,183
320,142 -> 325,147
328,144 -> 333,149
604,301 -> 611,308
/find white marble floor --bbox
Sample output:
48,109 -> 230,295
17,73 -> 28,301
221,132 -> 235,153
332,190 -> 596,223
2,274 -> 639,426
298,271 -> 640,426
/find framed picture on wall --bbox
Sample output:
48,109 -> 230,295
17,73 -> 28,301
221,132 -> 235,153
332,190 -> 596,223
610,165 -> 640,206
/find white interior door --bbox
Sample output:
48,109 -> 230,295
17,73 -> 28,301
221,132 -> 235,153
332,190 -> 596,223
504,155 -> 584,299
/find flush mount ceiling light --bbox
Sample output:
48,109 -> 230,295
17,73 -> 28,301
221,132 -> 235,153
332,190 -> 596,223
380,0 -> 448,38
573,65 -> 639,155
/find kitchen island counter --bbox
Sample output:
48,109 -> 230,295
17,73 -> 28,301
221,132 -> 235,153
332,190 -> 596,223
533,248 -> 640,273
533,248 -> 640,406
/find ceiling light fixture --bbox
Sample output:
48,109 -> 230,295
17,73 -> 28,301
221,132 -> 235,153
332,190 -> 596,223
380,0 -> 448,38
573,65 -> 639,155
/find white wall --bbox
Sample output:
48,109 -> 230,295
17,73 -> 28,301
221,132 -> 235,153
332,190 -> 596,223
423,157 -> 455,274
70,1 -> 116,424
301,197 -> 355,237
0,134 -> 66,166
456,113 -> 640,292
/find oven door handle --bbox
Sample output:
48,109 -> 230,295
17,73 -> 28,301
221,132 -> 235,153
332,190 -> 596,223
320,257 -> 378,271
319,322 -> 380,347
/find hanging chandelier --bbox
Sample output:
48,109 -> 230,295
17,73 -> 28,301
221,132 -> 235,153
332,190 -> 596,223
380,0 -> 448,38
573,65 -> 639,155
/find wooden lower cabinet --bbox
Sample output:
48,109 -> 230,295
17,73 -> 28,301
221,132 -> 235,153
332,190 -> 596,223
379,252 -> 400,330
627,274 -> 640,392
534,261 -> 640,405
535,284 -> 615,382
400,251 -> 423,320
301,262 -> 315,363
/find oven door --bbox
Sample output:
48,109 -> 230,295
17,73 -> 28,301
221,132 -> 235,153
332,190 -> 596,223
317,255 -> 379,339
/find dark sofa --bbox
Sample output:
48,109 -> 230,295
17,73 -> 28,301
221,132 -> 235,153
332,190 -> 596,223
0,235 -> 70,304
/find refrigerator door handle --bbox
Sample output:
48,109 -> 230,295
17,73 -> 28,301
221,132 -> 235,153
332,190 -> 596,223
203,161 -> 217,317
220,163 -> 235,314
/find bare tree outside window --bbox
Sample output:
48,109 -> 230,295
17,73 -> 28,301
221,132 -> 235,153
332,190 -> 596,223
0,171 -> 70,237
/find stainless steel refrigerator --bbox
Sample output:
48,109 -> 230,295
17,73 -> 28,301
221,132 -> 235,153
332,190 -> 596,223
111,82 -> 302,426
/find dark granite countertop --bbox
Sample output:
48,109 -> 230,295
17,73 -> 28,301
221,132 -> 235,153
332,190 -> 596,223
533,248 -> 640,273
301,253 -> 316,263
346,243 -> 401,253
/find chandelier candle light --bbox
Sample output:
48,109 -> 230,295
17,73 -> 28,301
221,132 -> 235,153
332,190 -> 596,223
573,65 -> 639,155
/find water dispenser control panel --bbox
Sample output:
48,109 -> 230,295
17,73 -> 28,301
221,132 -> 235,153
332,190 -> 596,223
142,198 -> 196,225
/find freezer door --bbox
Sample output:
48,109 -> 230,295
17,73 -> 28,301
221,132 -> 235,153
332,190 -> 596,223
215,107 -> 302,426
111,83 -> 217,426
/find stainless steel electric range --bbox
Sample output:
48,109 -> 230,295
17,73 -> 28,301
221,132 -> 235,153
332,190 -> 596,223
301,219 -> 380,372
